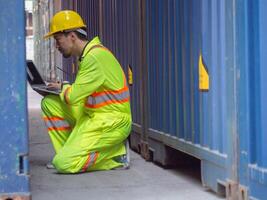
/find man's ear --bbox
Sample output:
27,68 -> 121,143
70,32 -> 77,40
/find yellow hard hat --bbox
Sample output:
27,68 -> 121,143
44,10 -> 86,39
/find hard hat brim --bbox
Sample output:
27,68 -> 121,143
43,31 -> 55,39
43,25 -> 87,39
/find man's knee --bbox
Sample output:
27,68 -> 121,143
53,152 -> 79,174
41,95 -> 60,112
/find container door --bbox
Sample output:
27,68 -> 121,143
0,1 -> 30,198
237,1 -> 267,199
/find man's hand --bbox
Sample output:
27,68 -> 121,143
47,82 -> 62,90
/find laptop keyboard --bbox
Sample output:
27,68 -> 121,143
38,85 -> 60,91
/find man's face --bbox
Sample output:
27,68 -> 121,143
53,33 -> 73,58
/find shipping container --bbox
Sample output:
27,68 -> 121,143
143,0 -> 235,195
236,1 -> 267,199
0,1 -> 30,199
32,0 -> 267,199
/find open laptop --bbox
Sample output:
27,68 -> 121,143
26,60 -> 61,95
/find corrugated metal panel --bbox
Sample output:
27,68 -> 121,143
0,1 -> 30,198
74,0 -> 143,126
99,0 -> 117,54
76,0 -> 100,40
237,0 -> 267,199
101,0 -> 143,126
33,0 -> 63,82
61,0 -> 73,10
116,0 -> 143,126
146,0 -> 228,152
145,0 -> 234,193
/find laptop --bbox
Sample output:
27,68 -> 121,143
26,60 -> 61,95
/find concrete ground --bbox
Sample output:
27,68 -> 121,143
27,85 -> 225,200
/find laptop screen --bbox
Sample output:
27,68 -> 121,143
26,60 -> 45,85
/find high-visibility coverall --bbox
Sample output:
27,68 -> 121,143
41,36 -> 132,173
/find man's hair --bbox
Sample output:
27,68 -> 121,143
64,27 -> 88,41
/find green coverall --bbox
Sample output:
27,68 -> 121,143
41,37 -> 132,173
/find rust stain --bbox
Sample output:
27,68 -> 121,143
0,195 -> 31,200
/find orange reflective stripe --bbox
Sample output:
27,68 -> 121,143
82,154 -> 91,172
47,126 -> 72,131
43,116 -> 65,121
64,87 -> 71,104
82,152 -> 99,172
91,84 -> 128,97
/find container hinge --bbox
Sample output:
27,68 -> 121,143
238,185 -> 248,200
226,180 -> 248,200
140,140 -> 152,161
226,180 -> 239,200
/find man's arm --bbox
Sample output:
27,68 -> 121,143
59,55 -> 105,105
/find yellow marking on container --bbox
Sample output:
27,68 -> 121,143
128,64 -> 133,85
199,54 -> 209,91
72,63 -> 75,74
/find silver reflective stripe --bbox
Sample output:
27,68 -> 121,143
87,90 -> 129,106
88,96 -> 96,105
44,120 -> 70,129
87,152 -> 97,167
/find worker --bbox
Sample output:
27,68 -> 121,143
41,10 -> 132,173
